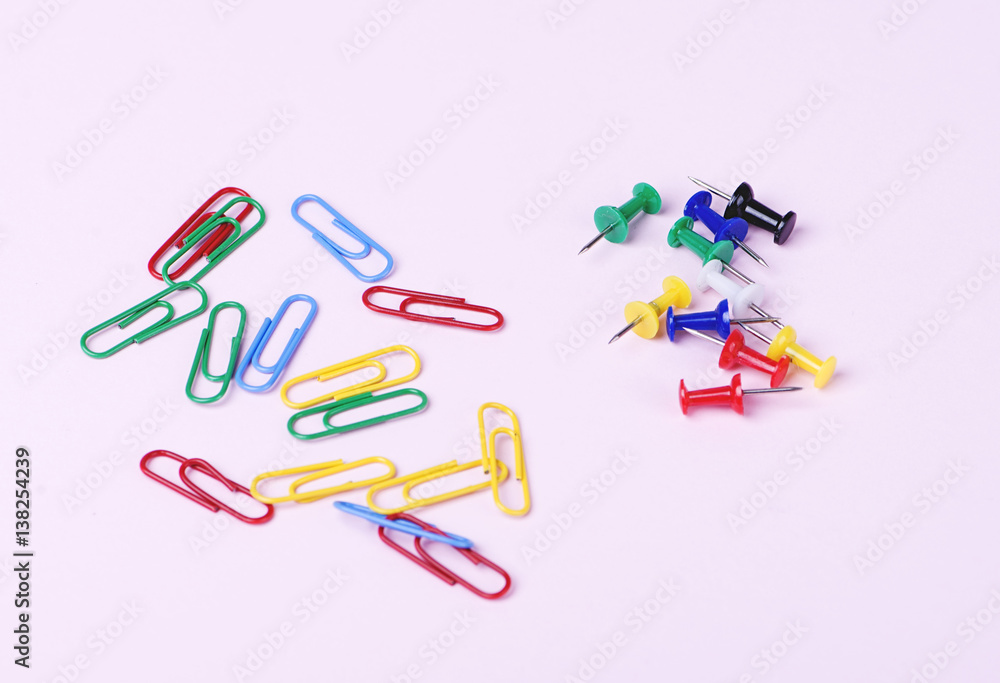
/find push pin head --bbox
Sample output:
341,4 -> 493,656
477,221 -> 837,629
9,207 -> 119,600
665,300 -> 778,341
578,183 -> 661,255
608,276 -> 691,343
741,324 -> 837,389
684,190 -> 768,268
679,373 -> 801,415
724,182 -> 797,245
667,217 -> 735,263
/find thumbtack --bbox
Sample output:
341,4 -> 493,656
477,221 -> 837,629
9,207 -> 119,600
667,218 -> 754,286
738,324 -> 836,389
578,183 -> 661,255
665,300 -> 778,340
679,373 -> 801,415
688,177 -> 797,245
608,276 -> 691,344
684,191 -> 768,268
684,328 -> 791,388
695,260 -> 780,328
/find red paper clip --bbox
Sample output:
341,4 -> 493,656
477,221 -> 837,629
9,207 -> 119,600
362,286 -> 504,331
139,450 -> 273,524
148,188 -> 254,281
378,513 -> 511,599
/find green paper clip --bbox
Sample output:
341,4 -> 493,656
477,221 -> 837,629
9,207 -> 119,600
185,302 -> 247,404
80,281 -> 208,359
287,388 -> 428,440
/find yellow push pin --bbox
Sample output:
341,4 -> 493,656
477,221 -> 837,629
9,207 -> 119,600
740,324 -> 836,388
608,276 -> 692,344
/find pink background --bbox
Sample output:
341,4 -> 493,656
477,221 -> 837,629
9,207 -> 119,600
4,0 -> 1000,681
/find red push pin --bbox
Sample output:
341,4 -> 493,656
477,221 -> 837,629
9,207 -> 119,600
679,373 -> 801,415
683,328 -> 791,388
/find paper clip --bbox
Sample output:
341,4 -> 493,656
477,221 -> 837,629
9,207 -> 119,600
80,281 -> 208,359
148,188 -> 254,281
140,450 -> 273,524
291,194 -> 393,282
379,514 -> 511,599
251,457 -> 396,504
235,294 -> 318,393
287,389 -> 428,440
367,460 -> 509,515
333,502 -> 473,549
185,302 -> 246,404
361,287 -> 504,331
281,345 -> 421,409
479,403 -> 530,516
161,196 -> 266,285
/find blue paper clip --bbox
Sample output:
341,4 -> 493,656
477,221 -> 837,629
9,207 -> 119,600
333,501 -> 473,549
291,194 -> 393,282
235,294 -> 318,392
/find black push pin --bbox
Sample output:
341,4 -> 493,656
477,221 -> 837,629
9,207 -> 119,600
687,177 -> 797,245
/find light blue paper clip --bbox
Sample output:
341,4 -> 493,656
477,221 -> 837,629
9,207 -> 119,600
333,501 -> 473,549
291,194 -> 393,282
235,294 -> 318,393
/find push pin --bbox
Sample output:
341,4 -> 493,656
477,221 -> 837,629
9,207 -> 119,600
688,177 -> 797,245
684,191 -> 768,268
665,300 -> 778,340
683,328 -> 791,388
739,325 -> 836,389
608,276 -> 691,344
578,183 -> 661,255
679,373 -> 801,415
667,218 -> 754,286
695,260 -> 780,329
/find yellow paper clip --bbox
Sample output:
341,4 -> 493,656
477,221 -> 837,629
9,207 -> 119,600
479,403 -> 529,516
367,460 -> 508,515
280,345 -> 421,409
251,457 -> 396,504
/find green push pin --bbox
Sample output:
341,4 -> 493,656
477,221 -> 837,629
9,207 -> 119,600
667,217 -> 754,285
578,183 -> 661,255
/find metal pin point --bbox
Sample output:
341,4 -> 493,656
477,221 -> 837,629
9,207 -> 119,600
608,317 -> 643,344
729,236 -> 769,268
578,226 -> 612,255
742,386 -> 802,395
687,176 -> 732,201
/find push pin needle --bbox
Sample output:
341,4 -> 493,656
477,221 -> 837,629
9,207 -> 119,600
578,228 -> 611,255
688,176 -> 732,201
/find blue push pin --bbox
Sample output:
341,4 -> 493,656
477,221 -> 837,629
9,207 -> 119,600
684,191 -> 768,268
666,300 -> 779,341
